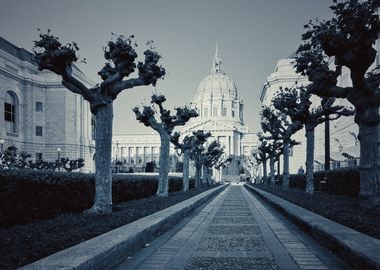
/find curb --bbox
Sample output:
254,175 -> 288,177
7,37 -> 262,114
245,184 -> 380,270
20,184 -> 228,270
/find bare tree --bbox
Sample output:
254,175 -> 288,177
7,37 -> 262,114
295,0 -> 380,205
33,31 -> 165,213
133,94 -> 198,196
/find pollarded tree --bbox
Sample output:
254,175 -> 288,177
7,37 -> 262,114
260,107 -> 285,186
201,140 -> 224,185
171,132 -> 196,192
255,133 -> 270,183
295,0 -> 380,205
274,87 -> 354,194
33,31 -> 165,213
133,94 -> 198,196
190,130 -> 212,188
241,150 -> 260,182
272,89 -> 304,189
214,156 -> 233,182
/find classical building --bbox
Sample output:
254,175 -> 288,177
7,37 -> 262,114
112,45 -> 258,176
260,56 -> 360,173
260,58 -> 310,174
0,37 -> 95,172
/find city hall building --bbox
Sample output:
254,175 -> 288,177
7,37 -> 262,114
112,46 -> 258,177
0,37 -> 95,172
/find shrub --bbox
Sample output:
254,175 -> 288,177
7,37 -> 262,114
287,167 -> 359,197
0,169 -> 195,228
145,161 -> 156,172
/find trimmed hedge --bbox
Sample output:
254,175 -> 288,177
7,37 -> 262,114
285,167 -> 360,197
0,169 -> 195,228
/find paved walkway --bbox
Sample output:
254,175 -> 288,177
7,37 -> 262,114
114,184 -> 350,270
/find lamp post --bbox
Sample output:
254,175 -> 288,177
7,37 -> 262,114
115,141 -> 119,173
57,147 -> 61,171
0,139 -> 5,166
0,138 -> 5,153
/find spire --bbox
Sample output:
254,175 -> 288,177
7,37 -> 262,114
211,42 -> 224,74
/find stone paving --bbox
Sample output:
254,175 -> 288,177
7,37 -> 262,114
115,184 -> 350,270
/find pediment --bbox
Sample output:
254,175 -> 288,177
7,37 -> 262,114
181,119 -> 238,134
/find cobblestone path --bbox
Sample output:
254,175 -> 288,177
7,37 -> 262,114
115,185 -> 350,270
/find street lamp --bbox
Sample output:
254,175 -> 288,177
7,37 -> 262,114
57,147 -> 61,171
115,141 -> 119,173
0,139 -> 5,165
0,138 -> 5,153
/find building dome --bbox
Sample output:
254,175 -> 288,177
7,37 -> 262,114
189,44 -> 245,126
192,44 -> 239,103
193,73 -> 238,103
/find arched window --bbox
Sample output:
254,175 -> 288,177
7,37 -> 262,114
4,91 -> 18,133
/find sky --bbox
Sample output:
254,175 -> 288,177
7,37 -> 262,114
0,0 -> 334,134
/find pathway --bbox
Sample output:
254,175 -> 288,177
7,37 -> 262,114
114,184 -> 350,269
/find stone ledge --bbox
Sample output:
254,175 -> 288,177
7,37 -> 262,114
20,184 -> 228,270
244,184 -> 380,270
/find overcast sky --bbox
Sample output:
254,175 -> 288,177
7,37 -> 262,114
0,0 -> 333,134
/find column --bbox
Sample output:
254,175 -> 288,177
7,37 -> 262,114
231,133 -> 235,156
228,136 -> 231,156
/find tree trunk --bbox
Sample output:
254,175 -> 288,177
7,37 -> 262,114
305,127 -> 315,194
203,166 -> 210,185
269,155 -> 275,186
358,122 -> 380,207
325,118 -> 331,171
182,150 -> 190,192
283,140 -> 290,190
195,159 -> 202,188
262,159 -> 267,183
87,103 -> 113,214
202,165 -> 206,185
157,132 -> 170,197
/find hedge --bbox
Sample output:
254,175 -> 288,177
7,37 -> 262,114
285,167 -> 360,198
0,169 -> 195,228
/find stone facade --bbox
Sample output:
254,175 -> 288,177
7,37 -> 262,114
0,37 -> 95,172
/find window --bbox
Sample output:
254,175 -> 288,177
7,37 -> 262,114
289,146 -> 293,157
36,126 -> 43,136
91,115 -> 96,140
35,102 -> 43,112
4,91 -> 17,133
222,107 -> 227,116
232,110 -> 235,117
35,152 -> 43,161
213,107 -> 217,116
204,108 -> 208,117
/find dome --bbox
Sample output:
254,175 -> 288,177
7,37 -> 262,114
193,73 -> 238,103
192,44 -> 239,103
